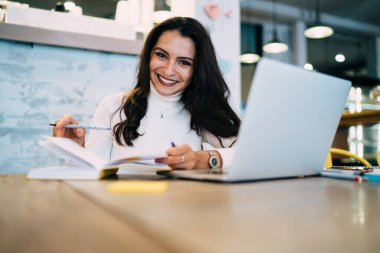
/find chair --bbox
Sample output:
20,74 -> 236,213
325,148 -> 371,168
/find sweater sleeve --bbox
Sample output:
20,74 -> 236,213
85,93 -> 125,161
202,132 -> 237,170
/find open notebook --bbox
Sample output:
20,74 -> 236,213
27,135 -> 171,180
164,58 -> 352,182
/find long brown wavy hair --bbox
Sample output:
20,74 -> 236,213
114,17 -> 240,146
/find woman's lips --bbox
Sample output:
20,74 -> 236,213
157,74 -> 178,87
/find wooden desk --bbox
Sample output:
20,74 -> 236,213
0,175 -> 169,253
1,174 -> 380,253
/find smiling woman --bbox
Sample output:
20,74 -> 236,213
53,17 -> 241,173
149,30 -> 195,96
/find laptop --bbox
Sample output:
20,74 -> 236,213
165,58 -> 351,182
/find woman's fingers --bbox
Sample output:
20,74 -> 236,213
166,144 -> 190,156
160,144 -> 196,169
51,114 -> 85,146
56,115 -> 83,137
53,115 -> 75,137
55,114 -> 79,128
74,128 -> 85,138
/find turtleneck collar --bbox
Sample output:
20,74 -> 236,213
149,82 -> 183,109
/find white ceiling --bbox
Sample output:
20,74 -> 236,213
18,0 -> 380,27
270,0 -> 380,27
241,0 -> 380,83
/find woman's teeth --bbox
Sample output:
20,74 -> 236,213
159,75 -> 177,85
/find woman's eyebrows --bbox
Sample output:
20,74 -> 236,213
153,47 -> 194,61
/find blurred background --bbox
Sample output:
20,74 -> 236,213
1,0 -> 380,169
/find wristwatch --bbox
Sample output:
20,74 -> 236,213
208,150 -> 220,174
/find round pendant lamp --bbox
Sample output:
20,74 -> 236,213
263,0 -> 288,54
240,23 -> 263,64
304,0 -> 334,39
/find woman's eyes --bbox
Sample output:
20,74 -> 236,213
155,51 -> 167,59
154,51 -> 193,67
179,60 -> 193,66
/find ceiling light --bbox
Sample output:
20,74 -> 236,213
240,23 -> 262,64
240,54 -> 261,64
304,63 -> 314,70
63,1 -> 75,11
263,35 -> 288,54
304,0 -> 333,39
335,54 -> 345,62
263,0 -> 288,54
304,25 -> 333,39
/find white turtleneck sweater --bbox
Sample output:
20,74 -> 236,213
85,84 -> 236,169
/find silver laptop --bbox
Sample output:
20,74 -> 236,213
165,58 -> 351,182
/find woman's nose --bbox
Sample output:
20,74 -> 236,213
163,60 -> 176,76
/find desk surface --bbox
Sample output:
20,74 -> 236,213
1,174 -> 380,253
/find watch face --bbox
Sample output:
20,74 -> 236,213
210,156 -> 219,168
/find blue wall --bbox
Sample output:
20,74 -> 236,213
0,39 -> 139,173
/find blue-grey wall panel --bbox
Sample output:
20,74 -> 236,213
0,40 -> 139,173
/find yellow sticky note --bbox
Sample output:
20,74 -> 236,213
108,181 -> 168,194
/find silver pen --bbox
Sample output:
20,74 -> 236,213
49,123 -> 111,131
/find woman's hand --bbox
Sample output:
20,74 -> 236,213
156,144 -> 221,170
52,114 -> 86,147
156,144 -> 197,170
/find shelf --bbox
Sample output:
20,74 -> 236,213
340,110 -> 380,126
0,23 -> 143,55
0,5 -> 144,55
